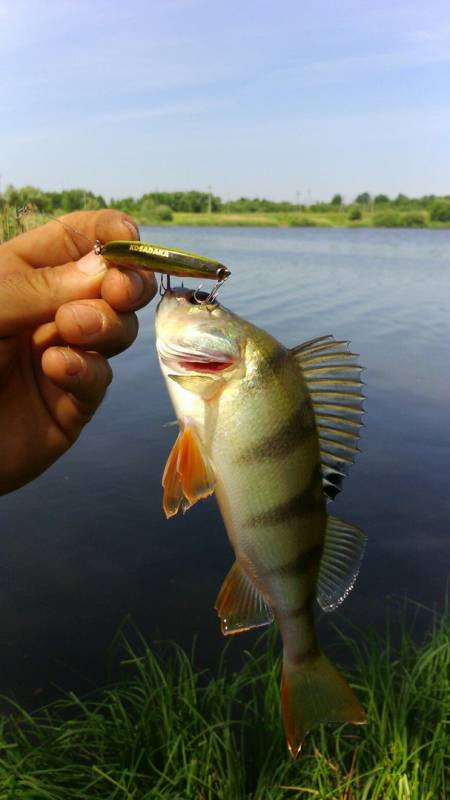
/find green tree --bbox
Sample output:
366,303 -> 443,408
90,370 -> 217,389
355,192 -> 371,206
154,205 -> 173,221
83,194 -> 106,211
4,184 -> 52,213
331,194 -> 343,206
429,200 -> 450,222
392,193 -> 410,208
348,205 -> 362,221
61,189 -> 88,212
374,210 -> 402,227
110,197 -> 137,214
402,211 -> 426,227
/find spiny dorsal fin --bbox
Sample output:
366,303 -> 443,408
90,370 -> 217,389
317,515 -> 367,612
215,561 -> 274,635
291,335 -> 365,499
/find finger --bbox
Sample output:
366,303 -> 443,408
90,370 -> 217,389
0,251 -> 108,337
0,210 -> 139,270
100,266 -> 157,312
41,347 -> 112,433
55,299 -> 138,358
31,320 -> 64,351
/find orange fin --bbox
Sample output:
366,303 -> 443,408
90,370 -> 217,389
215,561 -> 273,635
162,427 -> 215,519
281,650 -> 366,758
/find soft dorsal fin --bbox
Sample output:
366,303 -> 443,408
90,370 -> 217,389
215,561 -> 274,635
291,335 -> 365,499
317,515 -> 367,612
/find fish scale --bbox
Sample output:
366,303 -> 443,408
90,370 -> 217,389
210,335 -> 324,615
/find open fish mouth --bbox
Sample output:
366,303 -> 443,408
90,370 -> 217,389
158,342 -> 235,374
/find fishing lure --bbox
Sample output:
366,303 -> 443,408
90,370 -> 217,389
17,207 -> 232,302
96,240 -> 231,303
96,240 -> 231,283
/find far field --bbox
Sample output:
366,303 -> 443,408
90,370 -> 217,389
164,210 -> 450,228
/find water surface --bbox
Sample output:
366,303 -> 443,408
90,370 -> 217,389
1,227 -> 448,702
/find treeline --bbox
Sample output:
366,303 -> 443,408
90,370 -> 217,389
1,185 -> 107,214
2,184 -> 450,225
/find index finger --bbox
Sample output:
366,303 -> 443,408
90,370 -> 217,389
1,210 -> 140,270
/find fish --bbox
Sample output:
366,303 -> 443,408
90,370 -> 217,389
155,287 -> 367,757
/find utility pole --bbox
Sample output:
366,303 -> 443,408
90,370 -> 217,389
207,185 -> 212,215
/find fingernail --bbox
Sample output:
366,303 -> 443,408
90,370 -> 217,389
126,270 -> 145,303
61,348 -> 84,376
68,304 -> 103,335
122,219 -> 140,240
77,251 -> 107,276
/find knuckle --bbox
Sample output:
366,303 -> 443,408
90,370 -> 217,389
35,266 -> 57,296
3,266 -> 58,307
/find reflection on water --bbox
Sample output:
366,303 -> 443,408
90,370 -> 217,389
0,227 -> 448,703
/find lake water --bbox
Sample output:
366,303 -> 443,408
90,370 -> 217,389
0,226 -> 448,704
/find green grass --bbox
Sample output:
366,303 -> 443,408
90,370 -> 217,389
144,211 -> 340,227
2,205 -> 450,236
0,602 -> 447,799
0,207 -> 22,242
0,206 -> 42,243
139,210 -> 450,228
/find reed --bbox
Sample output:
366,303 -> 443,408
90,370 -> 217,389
0,205 -> 42,243
0,601 -> 447,798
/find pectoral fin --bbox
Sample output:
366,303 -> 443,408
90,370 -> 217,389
162,427 -> 215,518
215,561 -> 274,635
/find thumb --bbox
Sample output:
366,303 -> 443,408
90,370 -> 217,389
0,251 -> 107,337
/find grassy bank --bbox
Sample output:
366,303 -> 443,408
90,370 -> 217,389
140,210 -> 450,228
160,210 -> 356,227
0,604 -> 447,799
3,207 -> 450,240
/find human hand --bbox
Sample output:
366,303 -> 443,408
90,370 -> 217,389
0,209 -> 157,493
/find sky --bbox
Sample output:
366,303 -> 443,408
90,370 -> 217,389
1,0 -> 450,202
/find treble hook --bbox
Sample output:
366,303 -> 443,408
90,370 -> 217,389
159,273 -> 171,296
193,267 -> 229,305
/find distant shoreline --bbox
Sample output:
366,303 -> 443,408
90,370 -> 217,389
4,185 -> 450,232
140,211 -> 450,229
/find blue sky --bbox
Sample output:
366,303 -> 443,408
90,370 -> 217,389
1,0 -> 449,201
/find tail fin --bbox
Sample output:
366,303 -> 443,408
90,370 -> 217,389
281,651 -> 366,758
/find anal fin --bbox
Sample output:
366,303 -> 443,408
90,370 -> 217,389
317,515 -> 367,611
215,561 -> 274,635
162,427 -> 215,519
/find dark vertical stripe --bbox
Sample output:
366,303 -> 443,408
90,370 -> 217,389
244,346 -> 287,394
263,544 -> 323,578
243,464 -> 323,528
236,399 -> 315,463
284,589 -> 316,620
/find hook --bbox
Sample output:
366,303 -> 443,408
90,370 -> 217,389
159,273 -> 171,296
193,267 -> 229,305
